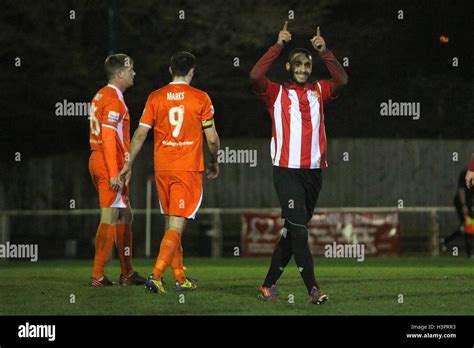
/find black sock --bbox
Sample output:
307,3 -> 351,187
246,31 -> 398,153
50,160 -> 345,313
288,220 -> 319,294
262,224 -> 293,288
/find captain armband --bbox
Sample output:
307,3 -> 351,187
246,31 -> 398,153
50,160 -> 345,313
202,118 -> 214,129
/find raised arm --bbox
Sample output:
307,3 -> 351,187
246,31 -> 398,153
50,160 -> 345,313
102,100 -> 122,191
310,26 -> 348,98
249,21 -> 291,93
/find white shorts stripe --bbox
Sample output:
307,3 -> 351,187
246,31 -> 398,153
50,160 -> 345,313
110,190 -> 127,208
158,196 -> 164,214
187,189 -> 203,220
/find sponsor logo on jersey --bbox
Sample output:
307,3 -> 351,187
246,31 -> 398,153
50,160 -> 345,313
107,111 -> 120,123
162,140 -> 194,146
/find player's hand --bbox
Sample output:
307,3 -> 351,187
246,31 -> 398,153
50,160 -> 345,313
206,161 -> 219,180
119,162 -> 131,180
466,170 -> 474,189
310,26 -> 326,53
110,176 -> 122,191
277,21 -> 292,46
124,169 -> 132,186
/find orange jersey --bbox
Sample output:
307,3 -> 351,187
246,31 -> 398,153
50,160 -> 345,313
89,84 -> 130,177
139,82 -> 214,171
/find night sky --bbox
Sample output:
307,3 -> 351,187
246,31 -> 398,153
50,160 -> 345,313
0,0 -> 472,160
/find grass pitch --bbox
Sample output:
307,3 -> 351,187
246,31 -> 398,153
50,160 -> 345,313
0,256 -> 473,315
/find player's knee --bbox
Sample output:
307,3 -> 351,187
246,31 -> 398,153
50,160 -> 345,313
116,216 -> 133,225
100,208 -> 119,224
168,216 -> 186,234
100,217 -> 115,224
287,219 -> 308,246
285,215 -> 307,229
119,208 -> 133,224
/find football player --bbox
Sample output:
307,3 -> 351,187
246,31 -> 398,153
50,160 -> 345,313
250,22 -> 348,303
88,54 -> 146,286
120,52 -> 220,292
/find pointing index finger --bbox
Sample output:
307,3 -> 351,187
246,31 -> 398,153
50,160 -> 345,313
316,26 -> 320,36
283,21 -> 288,31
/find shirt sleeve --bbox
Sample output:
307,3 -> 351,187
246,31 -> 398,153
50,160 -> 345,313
102,99 -> 122,129
315,80 -> 336,104
250,44 -> 284,108
200,93 -> 215,121
257,80 -> 281,109
139,94 -> 155,129
101,99 -> 123,178
469,157 -> 474,172
317,49 -> 348,102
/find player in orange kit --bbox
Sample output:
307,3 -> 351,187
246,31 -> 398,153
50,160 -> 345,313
88,54 -> 146,286
120,51 -> 220,293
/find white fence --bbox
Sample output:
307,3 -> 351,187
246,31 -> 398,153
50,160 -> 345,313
0,206 -> 454,257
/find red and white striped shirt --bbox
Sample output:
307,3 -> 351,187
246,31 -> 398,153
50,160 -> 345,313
251,44 -> 347,169
267,80 -> 331,168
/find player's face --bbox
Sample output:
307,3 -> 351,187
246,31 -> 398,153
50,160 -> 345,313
287,53 -> 312,84
121,65 -> 136,88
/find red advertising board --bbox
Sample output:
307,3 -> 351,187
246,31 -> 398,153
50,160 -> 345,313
241,211 -> 400,257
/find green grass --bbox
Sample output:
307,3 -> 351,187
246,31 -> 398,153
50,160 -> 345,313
0,256 -> 473,315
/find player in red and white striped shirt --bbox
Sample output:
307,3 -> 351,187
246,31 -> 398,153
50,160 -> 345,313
251,22 -> 348,304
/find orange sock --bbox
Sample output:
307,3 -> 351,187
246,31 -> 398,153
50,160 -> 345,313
152,229 -> 180,279
171,241 -> 186,283
115,224 -> 133,276
92,223 -> 116,279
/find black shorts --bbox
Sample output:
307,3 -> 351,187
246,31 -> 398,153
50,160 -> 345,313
273,166 -> 322,224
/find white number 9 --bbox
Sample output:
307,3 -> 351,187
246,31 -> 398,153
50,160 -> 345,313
169,105 -> 184,138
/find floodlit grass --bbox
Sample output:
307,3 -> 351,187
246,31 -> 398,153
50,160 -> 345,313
1,256 -> 473,315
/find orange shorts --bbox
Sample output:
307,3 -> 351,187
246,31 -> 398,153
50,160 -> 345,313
155,170 -> 203,219
89,151 -> 129,208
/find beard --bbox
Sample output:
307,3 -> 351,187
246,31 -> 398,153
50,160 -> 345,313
290,67 -> 309,84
